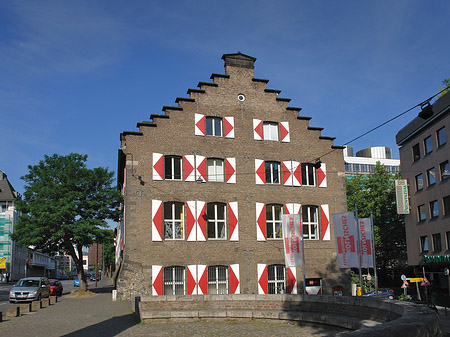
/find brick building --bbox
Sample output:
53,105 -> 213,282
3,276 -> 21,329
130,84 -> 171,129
116,53 -> 349,300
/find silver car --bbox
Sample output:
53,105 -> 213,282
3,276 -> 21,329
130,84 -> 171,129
9,277 -> 50,303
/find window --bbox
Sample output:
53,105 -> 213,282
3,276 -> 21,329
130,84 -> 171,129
412,144 -> 420,161
207,203 -> 226,239
263,122 -> 278,141
424,136 -> 433,155
302,205 -> 318,240
427,168 -> 436,186
437,127 -> 447,147
433,233 -> 442,251
268,264 -> 285,294
164,202 -> 184,240
266,204 -> 283,239
420,236 -> 429,253
444,195 -> 450,216
164,156 -> 182,180
430,200 -> 439,218
207,265 -> 228,294
446,232 -> 450,250
301,163 -> 315,186
440,161 -> 449,180
206,117 -> 222,137
164,266 -> 185,295
265,161 -> 280,184
418,204 -> 426,222
207,159 -> 224,182
415,174 -> 424,191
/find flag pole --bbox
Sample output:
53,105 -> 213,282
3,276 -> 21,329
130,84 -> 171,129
370,212 -> 378,296
355,203 -> 363,295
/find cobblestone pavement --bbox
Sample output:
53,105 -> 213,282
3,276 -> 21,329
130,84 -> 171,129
1,280 -> 448,337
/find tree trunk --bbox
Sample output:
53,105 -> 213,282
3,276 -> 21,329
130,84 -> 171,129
64,238 -> 88,292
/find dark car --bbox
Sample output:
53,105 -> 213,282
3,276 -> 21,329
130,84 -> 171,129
363,288 -> 395,299
49,279 -> 63,296
9,277 -> 50,303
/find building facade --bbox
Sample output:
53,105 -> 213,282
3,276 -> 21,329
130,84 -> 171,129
116,53 -> 349,300
396,92 -> 450,292
344,146 -> 400,180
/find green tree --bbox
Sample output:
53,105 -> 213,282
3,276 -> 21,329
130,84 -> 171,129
13,153 -> 122,292
100,229 -> 115,278
438,78 -> 450,98
346,162 -> 407,281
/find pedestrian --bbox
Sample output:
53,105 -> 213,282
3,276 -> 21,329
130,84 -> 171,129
6,272 -> 10,282
0,273 -> 3,283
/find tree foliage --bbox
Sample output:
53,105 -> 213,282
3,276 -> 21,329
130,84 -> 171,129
13,153 -> 122,291
438,78 -> 450,98
101,229 -> 115,278
346,163 -> 407,276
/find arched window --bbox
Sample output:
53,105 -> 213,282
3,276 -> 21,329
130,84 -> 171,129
207,265 -> 228,294
266,204 -> 283,239
163,202 -> 184,240
164,155 -> 182,180
164,266 -> 185,295
265,161 -> 280,184
268,264 -> 285,294
302,205 -> 318,240
207,158 -> 225,182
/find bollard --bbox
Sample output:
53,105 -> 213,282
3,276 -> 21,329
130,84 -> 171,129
112,289 -> 117,301
0,311 -> 3,322
40,298 -> 49,308
6,306 -> 20,317
31,301 -> 40,311
49,296 -> 56,305
19,303 -> 31,313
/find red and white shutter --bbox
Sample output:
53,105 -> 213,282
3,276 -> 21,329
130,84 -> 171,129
318,163 -> 327,188
282,161 -> 292,186
225,158 -> 236,184
196,155 -> 207,182
280,121 -> 290,142
197,265 -> 208,295
152,200 -> 163,241
187,265 -> 198,295
224,116 -> 235,138
320,204 -> 330,241
292,161 -> 302,187
253,119 -> 263,140
285,203 -> 301,215
229,264 -> 240,294
287,267 -> 297,294
152,153 -> 164,181
184,155 -> 196,182
195,113 -> 205,136
257,264 -> 268,294
255,159 -> 265,185
152,265 -> 163,296
256,202 -> 266,241
186,201 -> 197,241
228,202 -> 239,241
196,201 -> 207,241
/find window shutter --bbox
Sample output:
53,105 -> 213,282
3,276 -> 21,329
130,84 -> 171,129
196,201 -> 207,241
184,155 -> 196,182
229,264 -> 240,294
186,201 -> 197,241
255,159 -> 265,185
287,267 -> 297,294
225,158 -> 236,183
253,119 -> 263,140
280,121 -> 290,142
257,264 -> 268,294
152,153 -> 164,181
320,204 -> 330,241
187,265 -> 198,295
152,200 -> 163,241
318,163 -> 327,188
256,202 -> 266,241
195,113 -> 205,136
292,161 -> 302,186
196,155 -> 207,182
224,116 -> 235,138
197,265 -> 208,295
228,202 -> 239,241
282,161 -> 292,186
152,265 -> 163,296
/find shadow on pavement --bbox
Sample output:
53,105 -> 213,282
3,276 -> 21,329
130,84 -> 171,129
60,313 -> 139,337
89,285 -> 114,294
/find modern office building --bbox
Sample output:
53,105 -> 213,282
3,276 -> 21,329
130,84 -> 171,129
116,53 -> 350,300
396,92 -> 450,292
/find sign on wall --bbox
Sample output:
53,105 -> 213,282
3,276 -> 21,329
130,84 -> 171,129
395,179 -> 410,214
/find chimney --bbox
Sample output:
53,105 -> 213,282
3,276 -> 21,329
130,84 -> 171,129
222,52 -> 256,77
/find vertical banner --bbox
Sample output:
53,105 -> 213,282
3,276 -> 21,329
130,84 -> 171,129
282,214 -> 303,267
358,218 -> 373,268
331,212 -> 359,268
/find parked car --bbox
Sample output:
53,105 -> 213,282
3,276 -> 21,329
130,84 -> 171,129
49,279 -> 63,296
74,277 -> 80,287
9,277 -> 50,303
363,288 -> 395,299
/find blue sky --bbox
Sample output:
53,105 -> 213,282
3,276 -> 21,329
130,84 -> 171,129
1,1 -> 450,194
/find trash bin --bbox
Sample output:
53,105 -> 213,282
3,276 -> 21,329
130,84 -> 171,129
333,285 -> 344,296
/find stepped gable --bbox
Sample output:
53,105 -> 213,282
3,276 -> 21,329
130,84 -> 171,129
120,52 -> 340,148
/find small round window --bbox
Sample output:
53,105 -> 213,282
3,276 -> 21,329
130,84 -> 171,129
237,94 -> 245,102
